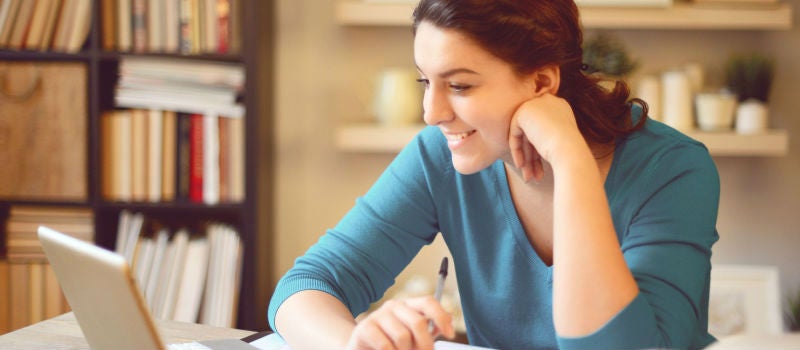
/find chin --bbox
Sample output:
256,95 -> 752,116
451,157 -> 493,175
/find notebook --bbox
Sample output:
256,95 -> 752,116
37,226 -> 256,350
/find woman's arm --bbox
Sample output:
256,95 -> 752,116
275,290 -> 454,350
509,93 -> 638,336
274,290 -> 356,349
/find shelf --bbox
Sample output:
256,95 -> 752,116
336,124 -> 789,156
335,1 -> 793,30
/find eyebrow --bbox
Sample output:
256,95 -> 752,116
416,66 -> 480,79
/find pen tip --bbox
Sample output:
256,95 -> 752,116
439,257 -> 448,276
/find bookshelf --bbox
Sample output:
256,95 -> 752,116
0,0 -> 275,332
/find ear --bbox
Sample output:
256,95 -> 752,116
527,65 -> 561,97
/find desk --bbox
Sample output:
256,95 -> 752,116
0,313 -> 256,350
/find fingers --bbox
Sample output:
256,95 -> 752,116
347,297 -> 454,350
509,118 -> 543,183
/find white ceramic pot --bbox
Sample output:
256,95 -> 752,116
735,100 -> 769,134
373,68 -> 424,126
695,92 -> 737,131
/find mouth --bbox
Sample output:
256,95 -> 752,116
443,130 -> 476,142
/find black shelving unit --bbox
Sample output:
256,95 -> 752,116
0,0 -> 275,332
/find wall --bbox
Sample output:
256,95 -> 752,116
272,0 -> 800,313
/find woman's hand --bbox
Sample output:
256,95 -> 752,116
508,94 -> 587,182
346,296 -> 455,350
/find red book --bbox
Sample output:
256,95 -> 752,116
188,114 -> 204,203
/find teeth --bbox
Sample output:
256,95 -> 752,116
445,130 -> 474,141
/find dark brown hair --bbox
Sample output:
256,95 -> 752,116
412,0 -> 647,145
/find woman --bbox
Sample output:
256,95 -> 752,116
269,0 -> 720,349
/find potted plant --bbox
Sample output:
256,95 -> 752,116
582,32 -> 638,89
724,53 -> 775,134
787,286 -> 800,332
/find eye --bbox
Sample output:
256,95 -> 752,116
416,78 -> 430,89
449,83 -> 471,93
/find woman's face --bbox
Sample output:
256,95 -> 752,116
414,21 -> 535,175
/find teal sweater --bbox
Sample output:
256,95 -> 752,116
268,115 -> 720,349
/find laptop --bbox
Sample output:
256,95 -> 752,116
37,226 -> 257,350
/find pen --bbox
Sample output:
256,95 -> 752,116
429,257 -> 449,334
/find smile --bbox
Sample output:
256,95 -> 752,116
444,130 -> 476,142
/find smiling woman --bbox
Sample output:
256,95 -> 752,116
268,1 -> 720,349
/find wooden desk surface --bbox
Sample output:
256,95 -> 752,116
0,313 -> 256,350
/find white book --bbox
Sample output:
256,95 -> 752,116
110,111 -> 133,201
123,212 -> 145,265
200,224 -> 221,326
145,229 -> 170,310
133,237 -> 155,288
115,94 -> 245,119
153,235 -> 176,318
115,210 -> 132,254
158,229 -> 189,320
203,114 -> 220,205
146,109 -> 164,202
172,236 -> 209,322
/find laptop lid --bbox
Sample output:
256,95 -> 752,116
38,225 -> 165,350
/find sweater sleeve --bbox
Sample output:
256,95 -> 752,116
267,127 -> 446,333
557,141 -> 720,350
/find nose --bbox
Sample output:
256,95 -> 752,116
422,85 -> 454,126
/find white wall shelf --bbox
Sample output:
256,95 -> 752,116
336,124 -> 789,157
335,1 -> 793,30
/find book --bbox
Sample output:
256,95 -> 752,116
216,0 -> 229,53
131,0 -> 147,52
179,0 -> 192,53
163,0 -> 180,52
23,0 -> 52,49
131,109 -> 148,202
0,62 -> 87,201
64,0 -> 90,52
146,109 -> 164,202
51,0 -> 76,52
172,236 -> 208,322
6,0 -> 34,50
227,116 -> 244,202
188,114 -> 204,203
37,0 -> 62,50
103,110 -> 133,201
100,0 -> 115,50
144,228 -> 169,310
202,113 -> 220,205
177,113 -> 192,200
0,0 -> 20,47
203,0 -> 216,53
157,229 -> 189,319
161,111 -> 178,201
117,0 -> 132,51
147,0 -> 163,52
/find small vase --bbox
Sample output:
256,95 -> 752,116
735,99 -> 769,134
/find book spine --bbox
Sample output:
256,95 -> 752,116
188,114 -> 204,203
131,0 -> 147,52
177,113 -> 192,201
216,0 -> 229,54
